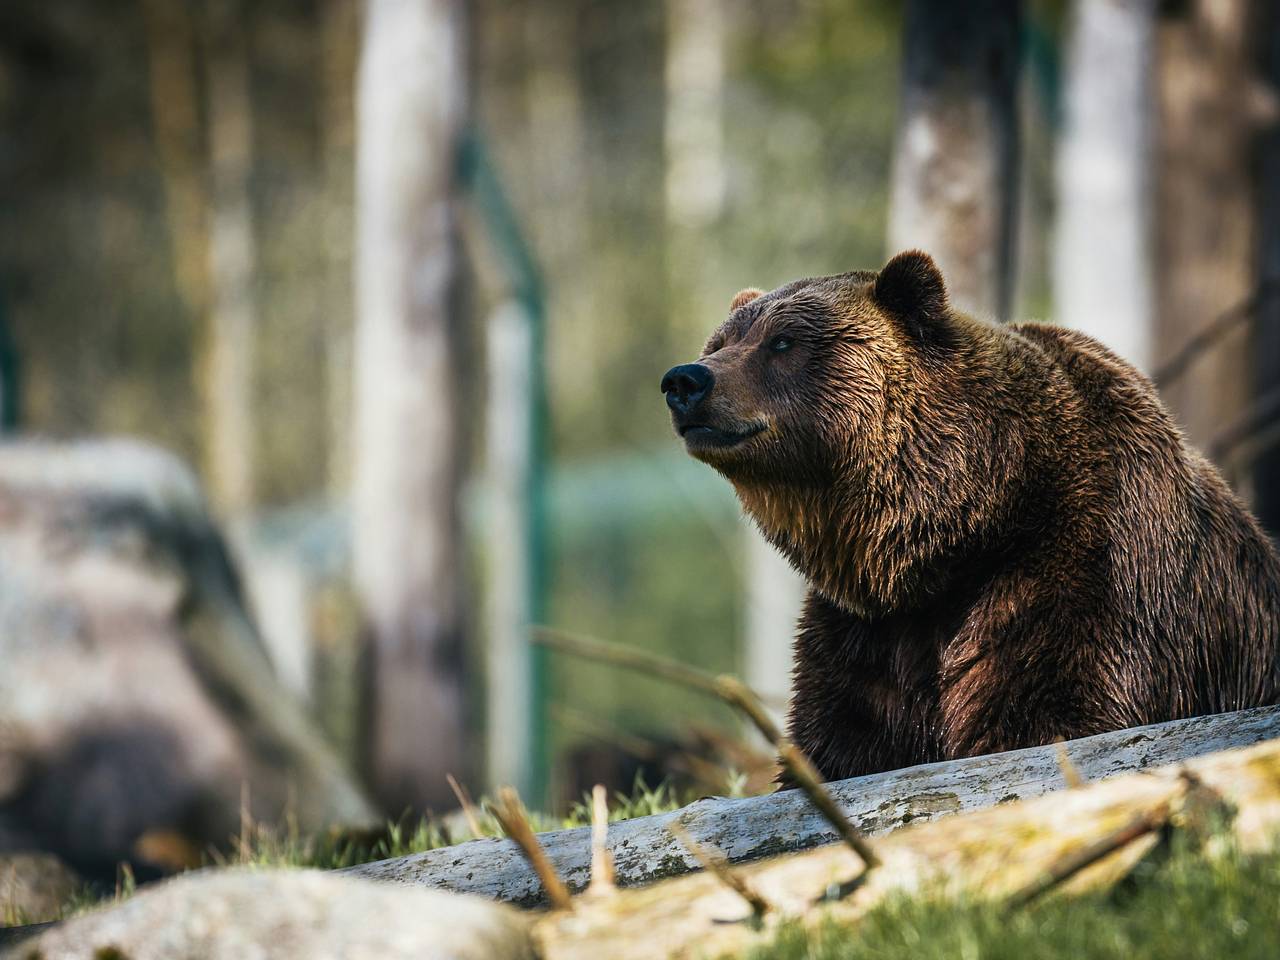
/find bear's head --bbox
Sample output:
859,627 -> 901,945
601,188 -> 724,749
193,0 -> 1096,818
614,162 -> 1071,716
661,249 -> 953,486
660,250 -> 979,613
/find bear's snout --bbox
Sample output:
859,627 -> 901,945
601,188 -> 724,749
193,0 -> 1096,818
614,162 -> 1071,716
661,363 -> 714,416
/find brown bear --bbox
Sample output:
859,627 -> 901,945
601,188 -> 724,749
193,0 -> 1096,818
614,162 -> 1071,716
660,250 -> 1280,782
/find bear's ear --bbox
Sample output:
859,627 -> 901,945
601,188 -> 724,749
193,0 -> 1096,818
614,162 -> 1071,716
872,250 -> 951,350
730,288 -> 764,312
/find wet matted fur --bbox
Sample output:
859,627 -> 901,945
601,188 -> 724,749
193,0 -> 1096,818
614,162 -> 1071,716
664,250 -> 1280,781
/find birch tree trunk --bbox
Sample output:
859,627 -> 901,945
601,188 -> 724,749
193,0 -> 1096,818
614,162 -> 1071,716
1054,0 -> 1156,372
888,0 -> 1022,321
664,0 -> 727,230
203,0 -> 258,516
1154,0 -> 1265,465
353,0 -> 470,813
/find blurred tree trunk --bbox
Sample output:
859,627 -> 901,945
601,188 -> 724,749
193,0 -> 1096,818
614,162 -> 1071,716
203,0 -> 258,516
1054,0 -> 1155,372
353,0 -> 470,813
888,0 -> 1022,321
321,0 -> 359,501
524,0 -> 595,386
1154,1 -> 1271,471
141,0 -> 208,325
1251,5 -> 1280,533
663,0 -> 727,231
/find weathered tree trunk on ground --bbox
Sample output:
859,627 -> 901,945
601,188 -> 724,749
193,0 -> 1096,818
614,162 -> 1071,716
534,724 -> 1280,960
346,705 -> 1280,904
1154,1 -> 1271,473
203,0 -> 258,516
353,0 -> 471,814
1054,0 -> 1156,371
888,0 -> 1022,321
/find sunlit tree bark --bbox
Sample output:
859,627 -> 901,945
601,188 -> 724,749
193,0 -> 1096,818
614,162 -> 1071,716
888,0 -> 1022,321
321,0 -> 359,502
203,0 -> 258,515
353,0 -> 470,813
1054,0 -> 1156,372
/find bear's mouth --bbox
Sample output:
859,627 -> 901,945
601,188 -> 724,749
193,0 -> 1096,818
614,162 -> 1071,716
678,421 -> 766,450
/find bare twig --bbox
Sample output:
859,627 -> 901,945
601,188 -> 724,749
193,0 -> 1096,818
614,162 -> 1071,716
488,787 -> 573,911
1006,802 -> 1171,909
1055,739 -> 1085,789
533,627 -> 789,711
1211,383 -> 1280,462
446,773 -> 485,839
535,626 -> 879,872
1154,280 -> 1280,388
588,784 -> 616,895
535,627 -> 744,700
668,820 -> 773,920
778,744 -> 880,870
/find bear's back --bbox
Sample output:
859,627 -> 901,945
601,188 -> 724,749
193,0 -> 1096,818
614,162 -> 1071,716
1007,320 -> 1280,715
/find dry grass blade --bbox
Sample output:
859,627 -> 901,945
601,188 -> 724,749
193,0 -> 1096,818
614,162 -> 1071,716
1055,739 -> 1085,789
668,819 -> 772,921
589,784 -> 616,895
489,786 -> 573,911
446,773 -> 485,839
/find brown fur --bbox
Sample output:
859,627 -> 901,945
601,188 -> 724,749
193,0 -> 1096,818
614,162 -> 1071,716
664,250 -> 1280,781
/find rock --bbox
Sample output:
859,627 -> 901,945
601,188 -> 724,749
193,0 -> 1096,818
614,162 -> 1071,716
0,438 -> 378,878
6,869 -> 537,960
0,853 -> 80,925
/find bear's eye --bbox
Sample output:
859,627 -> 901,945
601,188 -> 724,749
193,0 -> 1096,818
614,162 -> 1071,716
769,335 -> 794,353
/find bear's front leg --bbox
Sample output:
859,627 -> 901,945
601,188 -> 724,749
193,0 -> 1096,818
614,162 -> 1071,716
786,590 -> 942,782
935,582 -> 1143,759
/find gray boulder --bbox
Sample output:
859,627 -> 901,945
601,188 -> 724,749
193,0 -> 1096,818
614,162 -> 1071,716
0,853 -> 79,925
0,438 -> 377,878
5,869 -> 537,960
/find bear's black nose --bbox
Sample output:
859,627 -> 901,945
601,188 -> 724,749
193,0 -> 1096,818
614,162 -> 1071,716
661,363 -> 714,414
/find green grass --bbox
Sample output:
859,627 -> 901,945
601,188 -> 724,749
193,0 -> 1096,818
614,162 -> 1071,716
218,775 -> 690,871
747,833 -> 1280,960
2,776 -> 692,927
32,784 -> 1280,960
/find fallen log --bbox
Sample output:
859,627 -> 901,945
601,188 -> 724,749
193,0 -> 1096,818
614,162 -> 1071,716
535,722 -> 1280,960
346,704 -> 1280,904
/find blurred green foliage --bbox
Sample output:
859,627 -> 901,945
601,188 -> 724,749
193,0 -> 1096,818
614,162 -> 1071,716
0,0 -> 908,797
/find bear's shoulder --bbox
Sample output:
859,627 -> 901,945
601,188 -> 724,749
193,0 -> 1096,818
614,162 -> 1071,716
1004,320 -> 1157,399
